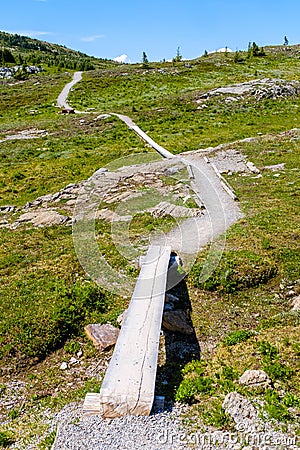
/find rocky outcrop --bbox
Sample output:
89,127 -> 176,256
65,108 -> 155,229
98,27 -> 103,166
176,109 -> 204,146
0,65 -> 42,79
197,78 -> 300,104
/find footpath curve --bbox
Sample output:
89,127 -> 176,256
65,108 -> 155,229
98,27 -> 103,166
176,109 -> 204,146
56,72 -> 242,264
57,71 -> 83,110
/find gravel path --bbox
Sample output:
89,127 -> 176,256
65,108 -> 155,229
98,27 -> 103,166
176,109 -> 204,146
52,403 -> 193,450
57,71 -> 83,109
51,400 -> 299,450
152,155 -> 242,260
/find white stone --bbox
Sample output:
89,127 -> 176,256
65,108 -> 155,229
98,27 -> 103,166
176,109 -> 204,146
117,310 -> 128,327
69,357 -> 78,365
292,295 -> 300,311
223,392 -> 258,422
239,369 -> 271,388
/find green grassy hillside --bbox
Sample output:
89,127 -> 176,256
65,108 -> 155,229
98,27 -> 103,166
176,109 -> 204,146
0,31 -> 116,71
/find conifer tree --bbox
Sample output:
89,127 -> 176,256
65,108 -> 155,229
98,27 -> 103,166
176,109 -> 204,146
142,51 -> 149,67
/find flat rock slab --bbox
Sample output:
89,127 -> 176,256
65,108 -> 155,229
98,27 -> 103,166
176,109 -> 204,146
147,201 -> 202,218
84,323 -> 120,351
12,209 -> 70,228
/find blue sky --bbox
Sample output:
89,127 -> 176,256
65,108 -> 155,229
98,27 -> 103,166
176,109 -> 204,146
2,0 -> 299,62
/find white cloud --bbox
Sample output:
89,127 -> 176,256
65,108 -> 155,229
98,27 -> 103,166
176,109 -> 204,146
4,29 -> 54,38
27,31 -> 53,37
81,34 -> 105,42
113,54 -> 128,63
208,47 -> 233,54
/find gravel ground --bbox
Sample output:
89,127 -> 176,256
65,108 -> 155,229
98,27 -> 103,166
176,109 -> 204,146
51,402 -> 193,450
51,401 -> 300,450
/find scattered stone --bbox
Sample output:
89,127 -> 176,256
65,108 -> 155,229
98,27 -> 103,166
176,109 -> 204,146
291,295 -> 300,311
0,205 -> 15,213
0,128 -> 48,143
84,323 -> 120,351
65,199 -> 77,206
93,167 -> 108,176
222,391 -> 258,422
210,149 -> 250,174
0,219 -> 9,228
239,369 -> 272,389
164,166 -> 179,176
165,293 -> 180,304
60,362 -> 68,370
69,357 -> 78,365
104,191 -> 140,204
264,163 -> 285,171
286,289 -> 296,297
199,78 -> 300,102
162,310 -> 194,334
246,161 -> 260,174
61,108 -> 75,114
225,96 -> 238,103
95,208 -> 119,221
117,310 -> 128,327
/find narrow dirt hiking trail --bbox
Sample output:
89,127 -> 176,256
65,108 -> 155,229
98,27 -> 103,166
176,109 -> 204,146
152,155 -> 243,273
57,71 -> 83,109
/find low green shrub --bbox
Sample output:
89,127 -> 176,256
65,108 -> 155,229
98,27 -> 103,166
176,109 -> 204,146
263,389 -> 292,422
222,329 -> 255,346
260,311 -> 300,330
202,401 -> 233,429
258,341 -> 279,359
175,361 -> 240,405
64,340 -> 81,355
190,250 -> 277,293
0,278 -> 115,361
175,374 -> 214,404
0,431 -> 15,447
38,431 -> 56,450
258,341 -> 293,381
263,360 -> 293,381
175,360 -> 214,404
